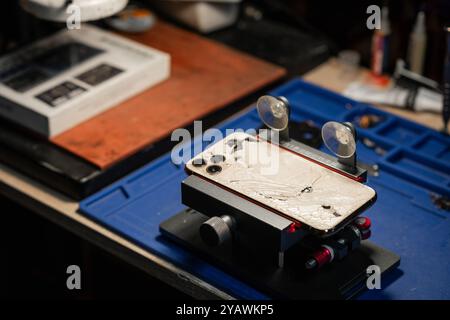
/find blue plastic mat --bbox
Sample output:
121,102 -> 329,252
79,78 -> 450,299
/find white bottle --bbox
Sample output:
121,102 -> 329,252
408,11 -> 427,75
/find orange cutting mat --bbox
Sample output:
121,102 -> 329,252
51,21 -> 286,169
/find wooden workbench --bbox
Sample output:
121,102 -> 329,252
1,58 -> 441,299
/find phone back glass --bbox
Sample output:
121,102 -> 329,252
186,132 -> 376,232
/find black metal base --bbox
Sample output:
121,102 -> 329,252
160,209 -> 400,300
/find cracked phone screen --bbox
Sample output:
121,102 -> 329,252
186,132 -> 376,232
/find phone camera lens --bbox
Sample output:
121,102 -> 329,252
206,165 -> 222,174
210,155 -> 226,163
192,158 -> 206,167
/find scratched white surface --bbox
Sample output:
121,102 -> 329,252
186,132 -> 376,231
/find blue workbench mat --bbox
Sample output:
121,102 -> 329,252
79,78 -> 450,299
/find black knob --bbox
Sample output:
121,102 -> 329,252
199,215 -> 233,246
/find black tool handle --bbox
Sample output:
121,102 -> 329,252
443,28 -> 450,133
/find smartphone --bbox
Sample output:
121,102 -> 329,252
186,132 -> 376,234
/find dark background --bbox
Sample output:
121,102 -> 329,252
0,194 -> 191,300
1,0 -> 449,80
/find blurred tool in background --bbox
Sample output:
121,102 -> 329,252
344,58 -> 443,114
371,6 -> 391,77
407,10 -> 427,75
1,0 -> 449,85
443,27 -> 450,134
394,59 -> 440,91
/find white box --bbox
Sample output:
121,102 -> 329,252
153,0 -> 241,33
0,24 -> 170,137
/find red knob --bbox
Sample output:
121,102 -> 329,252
354,216 -> 371,231
305,245 -> 334,269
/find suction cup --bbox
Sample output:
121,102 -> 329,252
257,96 -> 290,131
322,121 -> 356,158
257,95 -> 290,141
322,121 -> 357,172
